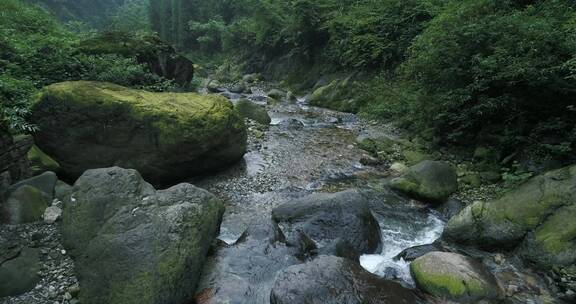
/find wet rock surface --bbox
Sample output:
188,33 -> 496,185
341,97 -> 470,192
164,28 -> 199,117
270,255 -> 418,304
272,190 -> 382,256
195,220 -> 304,304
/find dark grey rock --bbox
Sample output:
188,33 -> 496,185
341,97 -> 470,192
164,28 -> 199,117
61,167 -> 224,304
270,255 -> 417,304
272,190 -> 382,256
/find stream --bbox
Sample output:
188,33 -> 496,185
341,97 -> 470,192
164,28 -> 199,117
191,87 -> 446,301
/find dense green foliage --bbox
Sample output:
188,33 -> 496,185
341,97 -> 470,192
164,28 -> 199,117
0,0 -> 168,132
148,0 -> 576,167
394,0 -> 576,164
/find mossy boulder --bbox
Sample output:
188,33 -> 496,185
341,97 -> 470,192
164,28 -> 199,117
390,161 -> 458,203
61,167 -> 225,304
1,185 -> 49,224
78,32 -> 194,86
308,78 -> 360,113
28,145 -> 60,175
235,99 -> 271,125
31,81 -> 247,185
411,252 -> 500,303
444,165 -> 576,268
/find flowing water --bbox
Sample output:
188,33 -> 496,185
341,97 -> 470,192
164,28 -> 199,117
192,88 -> 446,301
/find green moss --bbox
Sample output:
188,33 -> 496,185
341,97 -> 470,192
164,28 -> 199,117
411,259 -> 491,300
411,262 -> 467,297
35,81 -> 244,147
28,145 -> 60,174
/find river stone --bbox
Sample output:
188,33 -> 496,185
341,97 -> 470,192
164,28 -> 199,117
267,89 -> 285,100
7,171 -> 57,202
1,185 -> 50,224
411,252 -> 500,303
28,145 -> 60,175
270,255 -> 416,304
0,247 -> 41,297
43,205 -> 62,224
390,160 -> 458,203
235,99 -> 271,125
31,81 -> 247,185
444,164 -> 576,268
195,219 -> 304,304
272,190 -> 382,256
61,167 -> 224,304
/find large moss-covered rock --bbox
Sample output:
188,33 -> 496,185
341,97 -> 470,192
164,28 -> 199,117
61,167 -> 225,304
308,78 -> 360,113
28,144 -> 60,175
79,32 -> 194,86
234,99 -> 271,125
31,81 -> 247,184
444,165 -> 576,268
390,161 -> 458,203
1,185 -> 49,224
411,252 -> 500,303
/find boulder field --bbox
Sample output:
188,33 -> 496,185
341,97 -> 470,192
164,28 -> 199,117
31,81 -> 247,185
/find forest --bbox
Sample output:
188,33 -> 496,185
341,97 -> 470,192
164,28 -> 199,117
1,0 -> 575,303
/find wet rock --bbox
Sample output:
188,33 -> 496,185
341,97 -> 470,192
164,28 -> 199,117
2,185 -> 50,224
61,167 -> 224,304
43,206 -> 62,224
32,81 -> 247,185
270,255 -> 417,304
444,164 -> 576,269
28,145 -> 60,175
272,190 -> 382,256
235,99 -> 271,125
195,219 -> 303,304
0,247 -> 41,297
268,89 -> 285,100
411,252 -> 500,303
395,243 -> 443,262
390,160 -> 458,203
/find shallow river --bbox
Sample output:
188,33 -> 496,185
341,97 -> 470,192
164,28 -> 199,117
191,90 -> 445,300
